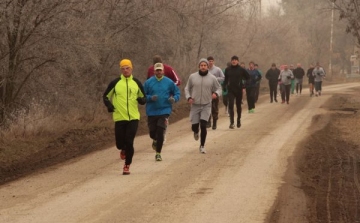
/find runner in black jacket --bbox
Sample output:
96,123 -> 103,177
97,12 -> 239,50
223,56 -> 250,129
265,63 -> 280,103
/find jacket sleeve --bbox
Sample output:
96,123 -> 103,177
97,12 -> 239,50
172,83 -> 181,102
133,78 -> 146,105
102,78 -> 119,108
184,75 -> 192,100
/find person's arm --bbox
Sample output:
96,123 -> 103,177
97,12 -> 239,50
102,78 -> 119,112
133,78 -> 146,105
217,67 -> 225,83
184,75 -> 192,101
171,83 -> 181,102
165,65 -> 181,86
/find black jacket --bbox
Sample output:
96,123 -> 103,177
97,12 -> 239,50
265,68 -> 280,85
293,67 -> 305,79
224,65 -> 250,93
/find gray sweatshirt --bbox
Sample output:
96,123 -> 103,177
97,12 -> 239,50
312,67 -> 326,82
185,72 -> 222,105
209,65 -> 225,83
279,70 -> 294,85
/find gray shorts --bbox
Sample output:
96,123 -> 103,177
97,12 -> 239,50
189,103 -> 211,124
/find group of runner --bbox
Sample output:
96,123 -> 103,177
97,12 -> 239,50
103,56 -> 325,175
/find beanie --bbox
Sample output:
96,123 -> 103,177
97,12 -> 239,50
198,58 -> 209,67
119,59 -> 133,69
231,55 -> 239,61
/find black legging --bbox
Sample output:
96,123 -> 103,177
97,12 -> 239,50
115,120 -> 139,165
246,87 -> 256,110
281,84 -> 291,102
228,90 -> 243,124
269,83 -> 278,101
192,119 -> 207,147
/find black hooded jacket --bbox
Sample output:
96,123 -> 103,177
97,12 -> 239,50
265,68 -> 280,85
223,64 -> 250,93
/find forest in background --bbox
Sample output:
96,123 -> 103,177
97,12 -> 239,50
0,0 -> 359,140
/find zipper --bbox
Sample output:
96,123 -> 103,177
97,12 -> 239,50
126,78 -> 130,120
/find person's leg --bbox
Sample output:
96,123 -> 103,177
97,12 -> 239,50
314,82 -> 319,95
212,97 -> 219,129
285,85 -> 291,103
124,120 -> 139,166
280,84 -> 285,102
273,83 -> 278,102
296,82 -> 299,94
235,91 -> 242,127
155,115 -> 168,154
115,121 -> 127,160
246,88 -> 252,111
291,79 -> 295,94
255,83 -> 260,103
248,87 -> 256,110
199,119 -> 207,147
269,83 -> 274,102
228,92 -> 235,125
319,81 -> 322,95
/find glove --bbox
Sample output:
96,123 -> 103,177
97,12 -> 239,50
168,97 -> 175,104
137,97 -> 146,105
151,95 -> 158,101
106,104 -> 115,113
287,76 -> 291,79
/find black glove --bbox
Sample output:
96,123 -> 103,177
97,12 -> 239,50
137,97 -> 146,105
287,76 -> 291,79
106,104 -> 115,113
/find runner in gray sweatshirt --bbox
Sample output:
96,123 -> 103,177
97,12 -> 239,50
207,56 -> 225,130
312,62 -> 326,96
278,65 -> 294,104
184,58 -> 222,154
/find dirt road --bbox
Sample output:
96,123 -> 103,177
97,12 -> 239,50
1,83 -> 359,223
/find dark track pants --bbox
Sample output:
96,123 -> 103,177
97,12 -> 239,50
115,120 -> 139,165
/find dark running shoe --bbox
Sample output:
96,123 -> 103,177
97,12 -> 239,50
194,132 -> 199,141
123,165 -> 130,175
237,120 -> 241,128
229,123 -> 235,129
155,153 -> 162,161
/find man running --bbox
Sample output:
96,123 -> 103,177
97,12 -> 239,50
144,63 -> 180,161
265,63 -> 280,103
293,63 -> 305,95
278,64 -> 294,104
103,59 -> 146,175
206,56 -> 225,130
312,62 -> 326,96
223,56 -> 250,128
185,58 -> 222,154
307,64 -> 315,97
246,61 -> 262,113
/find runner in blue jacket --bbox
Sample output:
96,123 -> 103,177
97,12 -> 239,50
144,63 -> 180,161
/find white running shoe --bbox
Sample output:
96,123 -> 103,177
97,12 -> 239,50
199,146 -> 206,154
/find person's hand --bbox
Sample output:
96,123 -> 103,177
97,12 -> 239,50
107,104 -> 115,113
151,95 -> 158,101
212,93 -> 217,99
188,97 -> 194,104
168,97 -> 175,104
137,97 -> 146,105
287,76 -> 291,79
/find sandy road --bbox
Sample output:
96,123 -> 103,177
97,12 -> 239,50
1,83 -> 359,223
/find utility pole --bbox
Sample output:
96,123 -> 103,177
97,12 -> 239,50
329,1 -> 334,77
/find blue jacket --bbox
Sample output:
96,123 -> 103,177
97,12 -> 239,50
144,76 -> 180,116
246,69 -> 262,88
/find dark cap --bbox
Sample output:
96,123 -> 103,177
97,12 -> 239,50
231,55 -> 239,61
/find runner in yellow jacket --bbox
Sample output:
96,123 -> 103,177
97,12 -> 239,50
103,59 -> 146,175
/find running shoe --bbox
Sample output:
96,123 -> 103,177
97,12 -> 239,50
237,120 -> 241,128
155,153 -> 162,161
199,146 -> 206,154
152,140 -> 157,151
274,99 -> 278,103
194,132 -> 199,141
251,109 -> 255,113
120,150 -> 126,160
123,164 -> 130,175
229,123 -> 235,129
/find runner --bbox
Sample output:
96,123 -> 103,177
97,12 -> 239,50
246,61 -> 262,113
278,64 -> 294,104
144,63 -> 180,161
293,63 -> 305,95
206,56 -> 225,130
223,56 -> 250,128
306,64 -> 315,97
312,62 -> 326,96
184,58 -> 222,153
103,59 -> 146,175
221,62 -> 232,116
265,63 -> 281,103
289,64 -> 295,94
147,55 -> 181,143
